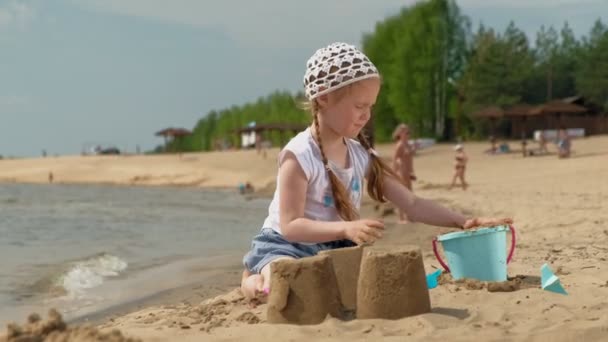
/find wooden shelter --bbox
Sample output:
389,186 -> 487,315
471,106 -> 505,136
236,123 -> 307,148
503,104 -> 537,139
155,127 -> 192,152
504,101 -> 589,138
528,101 -> 587,131
471,98 -> 607,138
471,106 -> 504,119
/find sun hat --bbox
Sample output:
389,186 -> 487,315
303,42 -> 379,100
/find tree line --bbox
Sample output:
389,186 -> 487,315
163,0 -> 608,152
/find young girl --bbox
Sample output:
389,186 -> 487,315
392,123 -> 416,223
449,144 -> 468,190
241,42 -> 510,299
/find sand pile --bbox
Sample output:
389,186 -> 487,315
98,289 -> 264,334
437,273 -> 541,292
267,255 -> 342,324
0,309 -> 140,342
318,246 -> 363,312
357,246 -> 430,319
267,245 -> 431,324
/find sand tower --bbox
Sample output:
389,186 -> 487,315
319,245 -> 364,313
266,255 -> 343,324
357,246 -> 431,319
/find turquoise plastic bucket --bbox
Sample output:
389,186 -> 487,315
432,225 -> 516,282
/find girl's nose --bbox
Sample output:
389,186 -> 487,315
362,109 -> 371,121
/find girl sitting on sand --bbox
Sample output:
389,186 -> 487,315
241,42 -> 511,299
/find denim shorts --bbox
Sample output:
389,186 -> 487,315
242,228 -> 356,274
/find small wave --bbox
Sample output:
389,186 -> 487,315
10,254 -> 128,304
57,253 -> 128,298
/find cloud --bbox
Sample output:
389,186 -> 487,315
0,0 -> 36,29
70,0 -> 608,48
71,0 -> 413,47
459,0 -> 603,8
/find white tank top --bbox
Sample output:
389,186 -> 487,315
262,128 -> 370,239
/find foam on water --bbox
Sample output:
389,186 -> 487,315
58,254 -> 128,297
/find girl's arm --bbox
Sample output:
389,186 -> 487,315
382,175 -> 512,229
392,142 -> 402,170
383,175 -> 467,228
408,147 -> 416,179
278,152 -> 382,244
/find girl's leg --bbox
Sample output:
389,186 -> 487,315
398,169 -> 411,223
241,257 -> 294,300
240,269 -> 263,299
259,257 -> 294,292
449,171 -> 458,189
459,171 -> 468,190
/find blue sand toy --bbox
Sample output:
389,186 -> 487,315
541,263 -> 568,295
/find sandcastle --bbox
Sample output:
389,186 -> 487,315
266,254 -> 343,324
266,245 -> 431,324
319,245 -> 364,312
357,246 -> 431,319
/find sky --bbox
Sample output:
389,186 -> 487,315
1,0 -> 606,157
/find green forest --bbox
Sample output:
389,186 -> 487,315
163,0 -> 608,153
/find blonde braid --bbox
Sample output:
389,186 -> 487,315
312,107 -> 358,221
357,131 -> 403,202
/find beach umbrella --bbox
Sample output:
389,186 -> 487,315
471,106 -> 504,136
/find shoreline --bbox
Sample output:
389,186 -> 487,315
0,149 -> 283,192
69,268 -> 241,327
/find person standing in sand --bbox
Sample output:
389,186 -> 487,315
392,123 -> 416,223
449,144 -> 468,190
240,42 -> 511,300
557,128 -> 571,158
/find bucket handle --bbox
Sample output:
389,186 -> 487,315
432,225 -> 517,273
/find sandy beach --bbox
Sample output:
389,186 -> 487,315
2,135 -> 608,341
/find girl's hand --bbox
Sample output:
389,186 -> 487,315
344,219 -> 384,245
463,217 -> 513,230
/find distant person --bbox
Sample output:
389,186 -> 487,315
449,144 -> 468,190
529,131 -> 550,156
557,128 -> 571,158
521,139 -> 528,157
255,133 -> 269,159
238,182 -> 255,194
239,42 -> 511,300
255,132 -> 262,154
538,131 -> 549,154
487,135 -> 497,154
392,123 -> 416,223
499,141 -> 511,154
48,172 -> 54,183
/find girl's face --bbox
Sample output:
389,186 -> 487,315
318,78 -> 381,139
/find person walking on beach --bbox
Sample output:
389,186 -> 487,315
240,42 -> 511,300
392,123 -> 416,223
557,128 -> 571,158
449,144 -> 468,190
